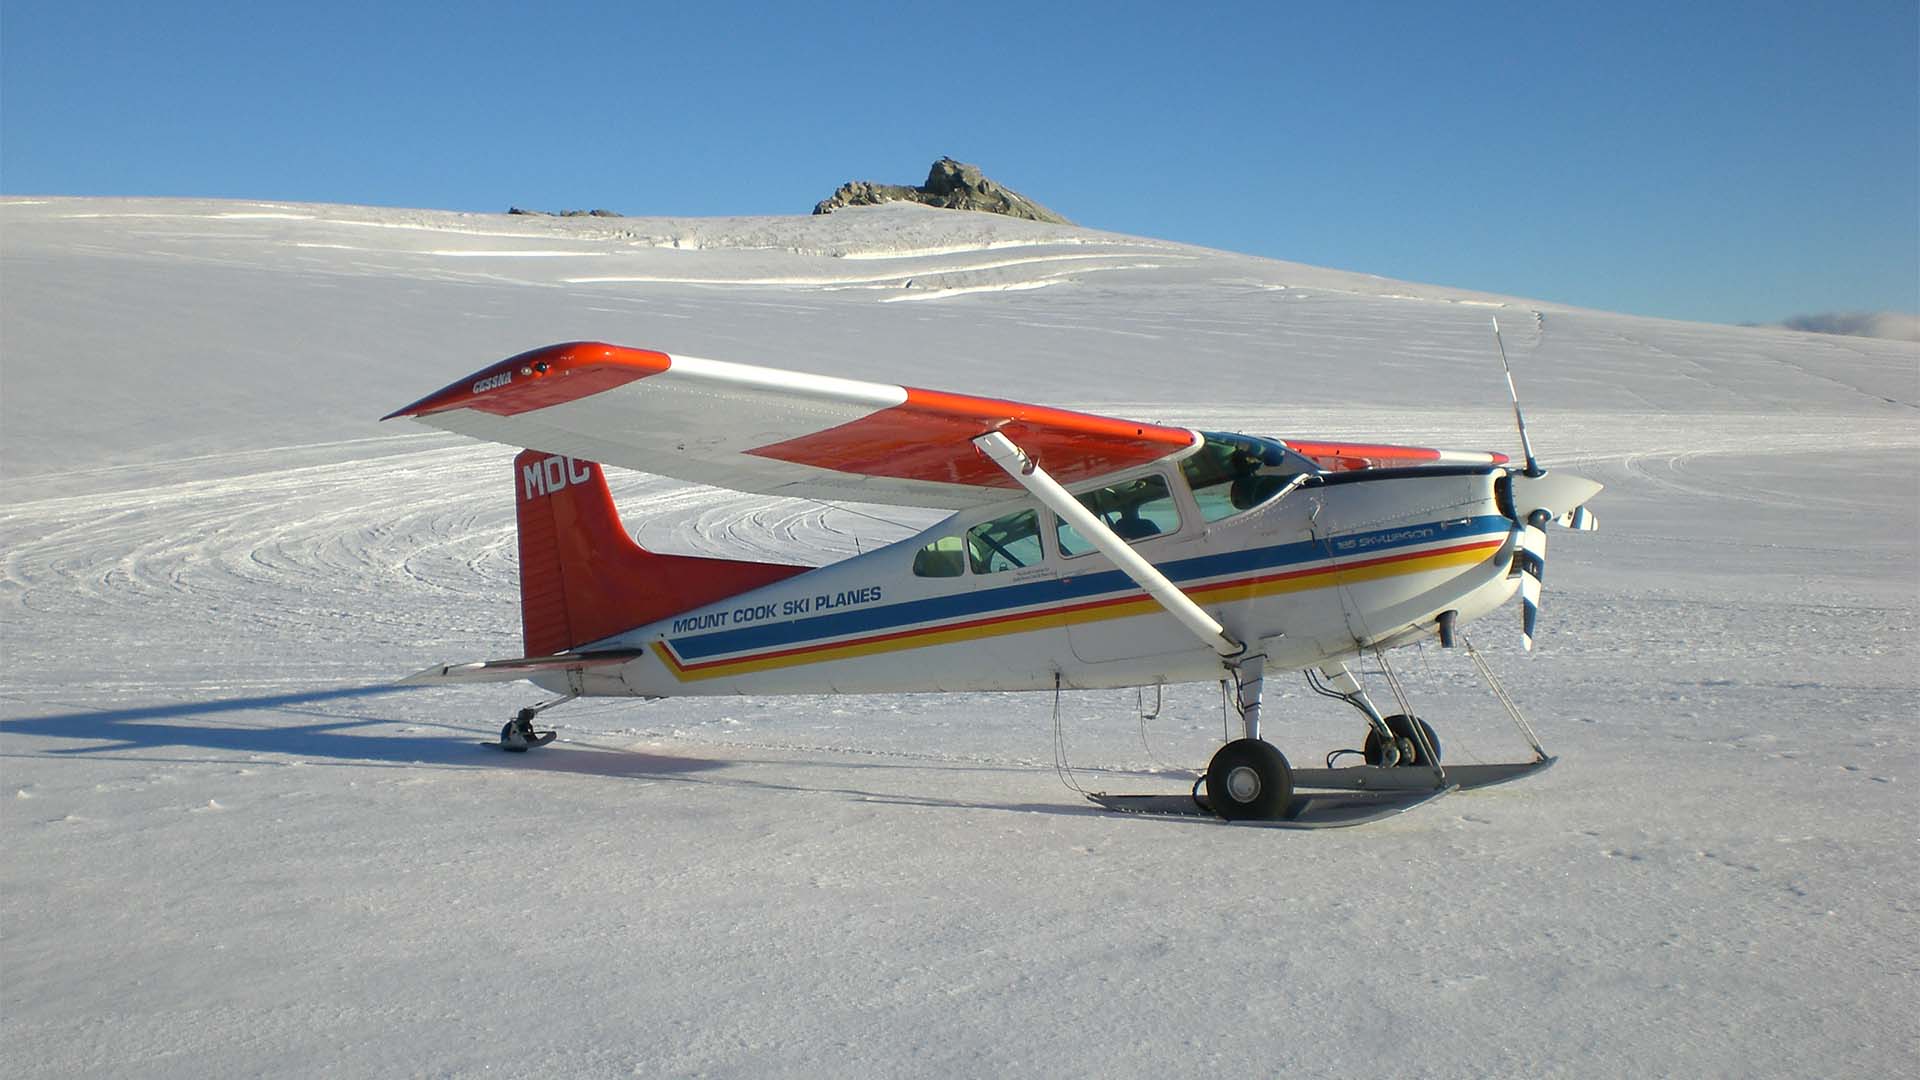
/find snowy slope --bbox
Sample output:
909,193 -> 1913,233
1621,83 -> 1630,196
2,197 -> 1915,1078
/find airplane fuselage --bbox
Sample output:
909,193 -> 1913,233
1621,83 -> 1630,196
540,461 -> 1525,699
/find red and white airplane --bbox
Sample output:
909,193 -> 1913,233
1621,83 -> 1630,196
387,336 -> 1600,827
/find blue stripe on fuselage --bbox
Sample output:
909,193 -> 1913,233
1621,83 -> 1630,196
669,514 -> 1510,661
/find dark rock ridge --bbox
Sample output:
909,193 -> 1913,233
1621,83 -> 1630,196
1772,311 -> 1920,342
507,207 -> 624,217
814,157 -> 1070,224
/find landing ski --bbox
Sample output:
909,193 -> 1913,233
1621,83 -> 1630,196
480,731 -> 557,752
1088,785 -> 1455,828
1290,756 -> 1555,792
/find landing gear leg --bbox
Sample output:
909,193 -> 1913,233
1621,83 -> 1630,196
1231,651 -> 1265,743
1205,653 -> 1294,821
499,693 -> 574,751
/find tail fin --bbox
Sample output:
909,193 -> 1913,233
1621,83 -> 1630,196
513,451 -> 808,655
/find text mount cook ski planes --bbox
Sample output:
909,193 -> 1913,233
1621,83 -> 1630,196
386,333 -> 1600,827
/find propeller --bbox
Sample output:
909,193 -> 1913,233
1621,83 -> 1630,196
1517,509 -> 1549,651
1493,317 -> 1602,651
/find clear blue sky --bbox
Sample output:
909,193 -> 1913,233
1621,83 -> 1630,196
3,1 -> 1914,326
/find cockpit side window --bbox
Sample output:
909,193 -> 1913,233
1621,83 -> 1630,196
1181,432 -> 1314,522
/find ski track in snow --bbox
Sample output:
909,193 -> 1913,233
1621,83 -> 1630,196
2,198 -> 1916,1080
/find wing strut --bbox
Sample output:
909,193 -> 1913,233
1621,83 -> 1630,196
973,431 -> 1245,660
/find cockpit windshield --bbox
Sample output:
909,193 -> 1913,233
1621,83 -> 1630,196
1180,431 -> 1320,523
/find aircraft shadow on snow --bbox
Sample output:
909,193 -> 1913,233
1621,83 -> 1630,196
0,686 -> 1113,819
0,686 -> 721,777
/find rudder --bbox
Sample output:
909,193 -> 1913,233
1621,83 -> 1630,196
513,451 -> 808,655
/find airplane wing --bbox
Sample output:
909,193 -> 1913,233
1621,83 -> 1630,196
385,342 -> 1201,509
386,342 -> 1509,508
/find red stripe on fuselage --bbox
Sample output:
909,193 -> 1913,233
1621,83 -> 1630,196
659,537 -> 1506,674
746,386 -> 1195,488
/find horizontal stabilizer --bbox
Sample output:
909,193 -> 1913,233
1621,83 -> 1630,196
399,649 -> 644,686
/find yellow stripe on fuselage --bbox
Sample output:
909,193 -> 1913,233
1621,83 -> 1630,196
654,540 -> 1501,682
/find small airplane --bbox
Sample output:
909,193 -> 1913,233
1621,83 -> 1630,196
385,327 -> 1600,827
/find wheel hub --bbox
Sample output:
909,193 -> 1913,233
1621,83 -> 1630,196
1225,765 -> 1261,802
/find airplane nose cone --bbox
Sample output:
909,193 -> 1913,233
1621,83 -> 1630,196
1507,471 -> 1603,522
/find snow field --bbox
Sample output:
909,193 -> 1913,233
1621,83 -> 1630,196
2,198 -> 1914,1078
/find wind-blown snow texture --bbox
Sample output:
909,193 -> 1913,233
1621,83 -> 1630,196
3,198 -> 1914,1078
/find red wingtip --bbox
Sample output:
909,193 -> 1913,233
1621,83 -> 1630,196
382,342 -> 671,421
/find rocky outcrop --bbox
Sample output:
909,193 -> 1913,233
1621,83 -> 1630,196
814,157 -> 1070,224
507,207 -> 624,217
1775,311 -> 1920,342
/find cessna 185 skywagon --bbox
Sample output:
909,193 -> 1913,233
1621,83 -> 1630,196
387,333 -> 1600,827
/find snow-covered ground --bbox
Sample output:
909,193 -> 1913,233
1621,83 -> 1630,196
3,197 -> 1914,1078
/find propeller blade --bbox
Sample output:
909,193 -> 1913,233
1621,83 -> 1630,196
1491,317 -> 1542,477
1518,509 -> 1549,651
1559,505 -> 1598,531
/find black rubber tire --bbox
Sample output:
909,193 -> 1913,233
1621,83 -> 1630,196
1363,714 -> 1442,767
1205,738 -> 1294,821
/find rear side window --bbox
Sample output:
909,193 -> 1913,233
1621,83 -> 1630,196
1057,475 -> 1179,557
912,535 -> 965,577
967,510 -> 1042,574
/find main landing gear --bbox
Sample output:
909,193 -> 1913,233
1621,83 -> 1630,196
494,693 -> 575,751
1089,645 -> 1556,827
1203,653 -> 1296,821
1206,737 -> 1293,821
